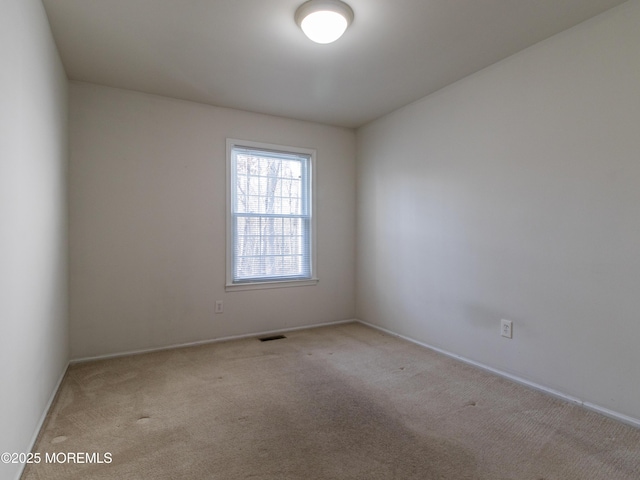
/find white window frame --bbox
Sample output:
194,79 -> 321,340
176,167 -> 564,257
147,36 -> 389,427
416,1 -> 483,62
226,138 -> 318,291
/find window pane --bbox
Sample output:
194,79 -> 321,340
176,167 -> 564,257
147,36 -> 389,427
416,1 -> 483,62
231,145 -> 311,283
233,152 -> 305,216
234,214 -> 310,280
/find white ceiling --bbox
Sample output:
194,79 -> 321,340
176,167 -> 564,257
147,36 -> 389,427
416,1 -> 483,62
42,0 -> 628,128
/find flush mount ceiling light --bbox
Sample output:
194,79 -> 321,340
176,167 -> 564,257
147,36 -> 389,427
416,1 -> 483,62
295,0 -> 354,44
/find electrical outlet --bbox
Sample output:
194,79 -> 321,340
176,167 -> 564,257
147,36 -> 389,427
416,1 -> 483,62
215,301 -> 224,314
501,319 -> 513,339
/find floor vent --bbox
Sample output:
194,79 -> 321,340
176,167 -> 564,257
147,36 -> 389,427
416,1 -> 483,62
259,335 -> 287,342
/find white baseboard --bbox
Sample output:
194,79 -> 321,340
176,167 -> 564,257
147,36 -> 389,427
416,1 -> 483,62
71,318 -> 357,364
357,319 -> 640,430
14,362 -> 69,480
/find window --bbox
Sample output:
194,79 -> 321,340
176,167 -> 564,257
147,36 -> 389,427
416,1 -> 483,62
226,139 -> 317,290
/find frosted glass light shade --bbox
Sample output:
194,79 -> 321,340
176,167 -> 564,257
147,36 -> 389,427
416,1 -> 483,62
295,0 -> 354,44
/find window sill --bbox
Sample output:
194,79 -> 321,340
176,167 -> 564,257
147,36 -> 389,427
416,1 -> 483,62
225,278 -> 319,292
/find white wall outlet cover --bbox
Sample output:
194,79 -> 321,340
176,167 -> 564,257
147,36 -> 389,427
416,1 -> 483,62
215,301 -> 224,314
501,319 -> 513,339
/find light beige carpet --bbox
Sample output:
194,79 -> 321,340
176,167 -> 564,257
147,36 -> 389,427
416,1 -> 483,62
23,322 -> 640,479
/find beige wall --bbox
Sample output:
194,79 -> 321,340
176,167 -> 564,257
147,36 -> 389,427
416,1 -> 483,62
0,1 -> 69,479
69,83 -> 356,359
356,0 -> 640,422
